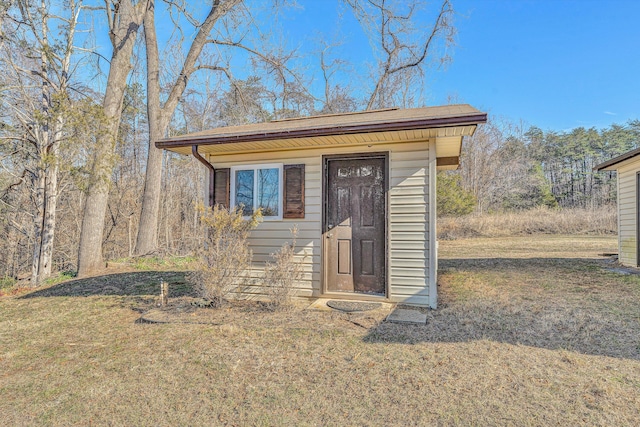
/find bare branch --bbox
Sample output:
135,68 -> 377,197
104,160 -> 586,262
345,0 -> 455,109
161,0 -> 243,118
192,64 -> 232,80
206,38 -> 310,100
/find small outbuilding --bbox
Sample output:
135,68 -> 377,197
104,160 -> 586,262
157,105 -> 487,308
596,148 -> 640,267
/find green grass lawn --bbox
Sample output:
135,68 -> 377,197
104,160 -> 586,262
1,235 -> 638,425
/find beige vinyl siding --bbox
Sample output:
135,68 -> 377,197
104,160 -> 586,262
388,148 -> 429,305
214,153 -> 323,299
207,140 -> 432,305
616,160 -> 640,266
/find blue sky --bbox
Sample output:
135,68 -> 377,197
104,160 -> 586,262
282,0 -> 640,131
436,0 -> 640,131
88,0 -> 639,132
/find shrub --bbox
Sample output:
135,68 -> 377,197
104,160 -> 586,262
187,203 -> 261,307
263,226 -> 305,311
437,172 -> 476,217
44,271 -> 76,286
0,276 -> 17,290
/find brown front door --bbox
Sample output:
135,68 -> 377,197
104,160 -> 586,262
324,154 -> 386,294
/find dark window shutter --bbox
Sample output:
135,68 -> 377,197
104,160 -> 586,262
283,164 -> 305,218
213,168 -> 230,208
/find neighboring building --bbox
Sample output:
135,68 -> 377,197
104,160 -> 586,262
596,148 -> 640,267
157,105 -> 487,308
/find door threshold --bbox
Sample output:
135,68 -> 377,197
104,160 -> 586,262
320,292 -> 389,303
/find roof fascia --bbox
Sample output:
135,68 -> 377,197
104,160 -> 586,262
156,113 -> 487,150
595,147 -> 640,171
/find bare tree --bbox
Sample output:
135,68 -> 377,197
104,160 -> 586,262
77,0 -> 148,276
135,0 -> 303,255
134,0 -> 242,256
317,41 -> 358,114
345,0 -> 455,110
459,117 -> 544,213
0,0 -> 83,285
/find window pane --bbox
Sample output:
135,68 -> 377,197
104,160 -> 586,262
235,169 -> 254,215
258,168 -> 279,216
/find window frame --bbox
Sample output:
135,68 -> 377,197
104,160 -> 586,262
230,163 -> 284,221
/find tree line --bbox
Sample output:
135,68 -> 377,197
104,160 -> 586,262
0,0 -> 454,284
439,118 -> 640,216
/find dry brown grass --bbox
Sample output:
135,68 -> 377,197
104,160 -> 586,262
1,235 -> 639,425
439,206 -> 617,240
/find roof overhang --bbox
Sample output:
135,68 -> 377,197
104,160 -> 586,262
157,105 -> 487,170
595,147 -> 640,171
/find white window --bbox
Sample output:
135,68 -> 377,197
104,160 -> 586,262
230,163 -> 283,220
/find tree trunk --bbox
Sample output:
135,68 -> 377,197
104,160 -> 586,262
135,123 -> 164,255
37,162 -> 58,279
134,107 -> 165,255
77,79 -> 129,276
77,157 -> 113,275
30,10 -> 61,286
134,1 -> 169,255
30,145 -> 59,285
31,168 -> 46,286
77,0 -> 146,276
135,0 -> 236,255
39,117 -> 64,280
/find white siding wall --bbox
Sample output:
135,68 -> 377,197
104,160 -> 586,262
617,160 -> 640,266
207,140 -> 432,305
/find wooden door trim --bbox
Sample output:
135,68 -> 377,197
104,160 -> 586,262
321,152 -> 389,297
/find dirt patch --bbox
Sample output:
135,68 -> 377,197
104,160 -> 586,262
139,298 -> 390,331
